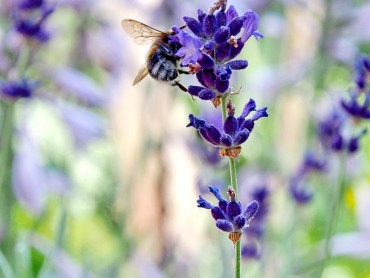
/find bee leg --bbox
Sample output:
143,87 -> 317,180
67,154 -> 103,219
172,81 -> 188,92
178,69 -> 190,75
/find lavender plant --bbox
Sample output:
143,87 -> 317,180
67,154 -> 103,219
162,1 -> 268,276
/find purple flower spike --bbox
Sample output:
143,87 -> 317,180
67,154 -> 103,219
1,79 -> 35,99
197,186 -> 260,240
187,99 -> 267,158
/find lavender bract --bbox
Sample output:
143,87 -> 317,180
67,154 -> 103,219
197,185 -> 259,245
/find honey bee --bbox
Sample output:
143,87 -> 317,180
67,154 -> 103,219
121,19 -> 188,92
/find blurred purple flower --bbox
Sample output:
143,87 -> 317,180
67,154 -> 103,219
13,4 -> 54,42
289,152 -> 326,205
86,24 -> 126,77
13,133 -> 71,215
58,102 -> 106,148
18,0 -> 43,10
0,79 -> 35,99
50,68 -> 107,107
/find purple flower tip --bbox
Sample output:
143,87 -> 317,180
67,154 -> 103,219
197,195 -> 213,209
244,200 -> 259,221
208,185 -> 226,202
187,114 -> 205,129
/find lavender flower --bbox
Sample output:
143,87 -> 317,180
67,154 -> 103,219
173,4 -> 262,105
318,111 -> 365,154
13,2 -> 54,42
340,96 -> 370,120
197,185 -> 259,245
187,99 -> 268,158
340,55 -> 370,120
289,152 -> 326,204
0,79 -> 35,99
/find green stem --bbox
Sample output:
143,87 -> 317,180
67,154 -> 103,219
221,95 -> 241,278
319,155 -> 347,276
0,101 -> 15,256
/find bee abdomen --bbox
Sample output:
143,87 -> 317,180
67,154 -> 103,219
148,51 -> 178,82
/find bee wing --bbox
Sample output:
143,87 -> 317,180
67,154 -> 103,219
121,19 -> 166,45
132,64 -> 149,85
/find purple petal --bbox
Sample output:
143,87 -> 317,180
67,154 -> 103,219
199,89 -> 217,100
233,215 -> 246,229
240,99 -> 256,118
214,26 -> 231,44
183,16 -> 203,37
226,5 -> 238,24
215,42 -> 231,62
211,206 -> 226,220
220,134 -> 233,147
227,60 -> 248,70
244,200 -> 259,221
216,10 -> 227,26
203,14 -> 218,36
223,116 -> 238,136
215,79 -> 229,93
216,219 -> 233,232
226,201 -> 242,219
228,16 -> 246,36
204,125 -> 222,144
233,130 -> 250,145
197,53 -> 215,69
197,195 -> 213,209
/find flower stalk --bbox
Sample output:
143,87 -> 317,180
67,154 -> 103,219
221,95 -> 240,278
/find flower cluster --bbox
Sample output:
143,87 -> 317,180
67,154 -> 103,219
340,55 -> 370,120
187,98 -> 268,158
0,79 -> 35,99
13,0 -> 54,42
318,111 -> 366,154
289,152 -> 326,204
172,4 -> 262,106
197,185 -> 259,245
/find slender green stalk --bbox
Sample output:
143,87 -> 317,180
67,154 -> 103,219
319,155 -> 347,276
221,95 -> 241,278
0,101 -> 15,257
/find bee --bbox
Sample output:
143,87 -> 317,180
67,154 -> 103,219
121,19 -> 188,92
